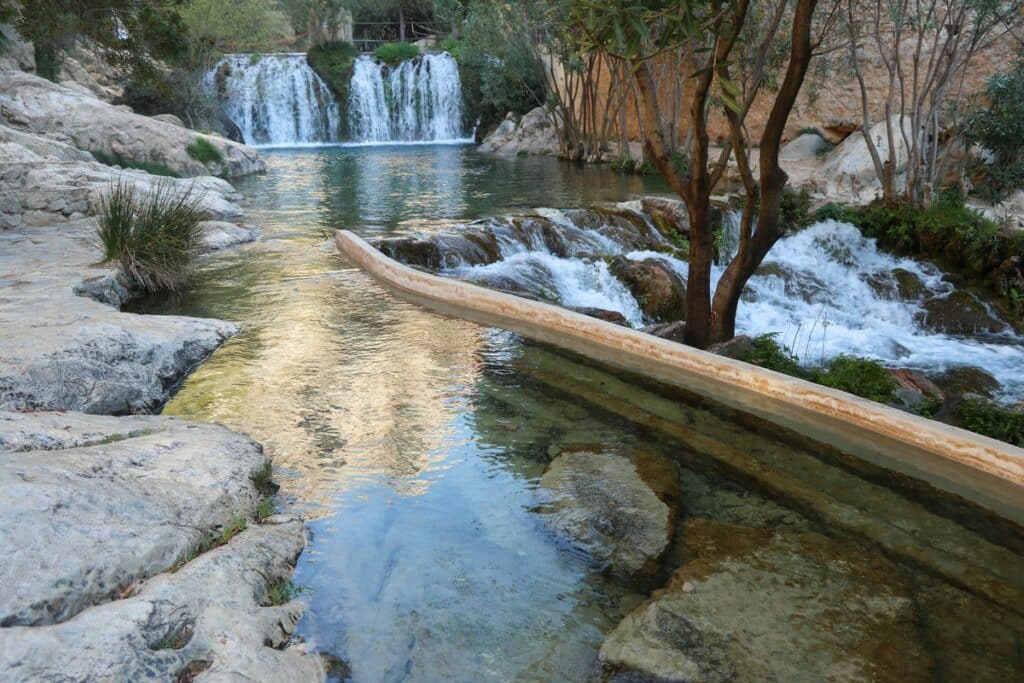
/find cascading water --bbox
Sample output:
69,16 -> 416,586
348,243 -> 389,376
378,208 -> 1024,398
347,53 -> 468,143
206,54 -> 340,147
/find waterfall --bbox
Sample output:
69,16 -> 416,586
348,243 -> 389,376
206,54 -> 340,147
347,53 -> 468,143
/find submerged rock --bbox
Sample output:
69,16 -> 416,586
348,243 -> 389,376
917,290 -> 1008,335
864,267 -> 927,300
599,520 -> 931,682
609,256 -> 687,323
534,449 -> 680,584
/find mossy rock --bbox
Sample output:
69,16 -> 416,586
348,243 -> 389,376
916,290 -> 1008,335
609,256 -> 687,323
930,366 -> 1002,399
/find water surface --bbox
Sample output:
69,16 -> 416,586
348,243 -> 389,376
136,146 -> 1023,681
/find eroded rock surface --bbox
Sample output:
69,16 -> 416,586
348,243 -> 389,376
0,221 -> 236,414
0,69 -> 263,178
535,450 -> 680,583
599,520 -> 931,682
609,256 -> 686,322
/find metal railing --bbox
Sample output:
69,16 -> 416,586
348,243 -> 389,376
352,21 -> 450,52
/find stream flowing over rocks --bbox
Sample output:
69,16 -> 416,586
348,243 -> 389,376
0,50 -> 323,680
370,198 -> 1024,400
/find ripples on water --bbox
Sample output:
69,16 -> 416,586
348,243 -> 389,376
132,146 -> 1023,681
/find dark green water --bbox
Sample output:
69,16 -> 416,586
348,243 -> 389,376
135,145 -> 1023,682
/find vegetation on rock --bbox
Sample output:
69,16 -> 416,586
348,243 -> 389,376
186,137 -> 224,165
90,150 -> 181,178
814,355 -> 899,404
961,59 -> 1024,204
96,181 -> 206,294
306,40 -> 360,100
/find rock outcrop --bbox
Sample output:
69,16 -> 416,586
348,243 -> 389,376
0,412 -> 321,680
599,520 -> 931,682
534,449 -> 680,584
0,70 -> 264,178
917,290 -> 1009,335
479,107 -> 561,157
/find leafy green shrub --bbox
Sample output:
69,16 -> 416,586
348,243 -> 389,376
736,333 -> 803,377
961,60 -> 1024,203
957,398 -> 1024,446
91,149 -> 180,178
96,181 -> 206,293
186,137 -> 223,165
780,187 -> 813,231
374,42 -> 419,65
815,355 -> 898,403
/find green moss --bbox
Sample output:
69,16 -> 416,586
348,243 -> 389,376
957,398 -> 1024,446
814,355 -> 898,404
735,333 -> 804,377
91,149 -> 180,178
186,137 -> 223,165
374,42 -> 419,65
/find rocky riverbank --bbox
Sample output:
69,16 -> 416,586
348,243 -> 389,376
0,45 -> 323,680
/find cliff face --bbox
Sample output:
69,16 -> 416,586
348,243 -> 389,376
550,31 -> 1015,146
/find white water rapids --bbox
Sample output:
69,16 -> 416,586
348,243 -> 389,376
446,215 -> 1024,398
347,53 -> 469,143
205,54 -> 341,147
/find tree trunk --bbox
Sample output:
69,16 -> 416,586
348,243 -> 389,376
710,0 -> 819,343
399,7 -> 406,42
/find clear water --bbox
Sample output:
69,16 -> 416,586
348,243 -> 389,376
132,146 -> 1024,681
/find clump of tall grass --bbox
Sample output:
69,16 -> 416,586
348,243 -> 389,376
95,180 -> 207,294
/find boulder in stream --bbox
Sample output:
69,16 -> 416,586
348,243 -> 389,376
599,520 -> 931,682
916,290 -> 1008,335
535,449 -> 681,585
609,256 -> 687,323
930,366 -> 1002,399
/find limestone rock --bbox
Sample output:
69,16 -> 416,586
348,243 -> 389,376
822,117 -> 911,185
819,118 -> 859,145
0,24 -> 34,73
609,256 -> 687,322
0,69 -> 264,178
707,335 -> 755,359
200,220 -> 260,251
571,307 -> 630,326
599,520 -> 931,682
916,290 -> 1009,335
0,219 -> 237,414
780,132 -> 828,161
153,113 -> 186,128
479,106 -> 561,157
1,135 -> 246,230
0,511 -> 323,682
0,411 -> 268,626
535,449 -> 680,583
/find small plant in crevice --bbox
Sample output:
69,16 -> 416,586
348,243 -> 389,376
151,622 -> 194,651
265,579 -> 307,606
95,180 -> 207,294
186,137 -> 223,165
249,460 -> 276,493
814,355 -> 898,404
256,498 -> 274,522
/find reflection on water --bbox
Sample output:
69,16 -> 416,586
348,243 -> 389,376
135,146 -> 1023,681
